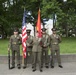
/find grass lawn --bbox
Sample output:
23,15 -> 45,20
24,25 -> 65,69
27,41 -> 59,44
0,39 -> 9,55
0,39 -> 23,56
60,37 -> 76,54
0,37 -> 76,55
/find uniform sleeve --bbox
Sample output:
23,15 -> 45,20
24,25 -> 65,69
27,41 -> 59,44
49,35 -> 52,47
8,36 -> 12,49
30,36 -> 33,46
19,35 -> 22,45
46,35 -> 50,47
26,36 -> 33,47
58,35 -> 61,43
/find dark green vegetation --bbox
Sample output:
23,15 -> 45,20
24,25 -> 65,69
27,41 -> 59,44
0,0 -> 76,38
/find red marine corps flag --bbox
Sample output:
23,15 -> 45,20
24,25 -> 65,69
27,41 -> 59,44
22,10 -> 27,58
36,8 -> 42,38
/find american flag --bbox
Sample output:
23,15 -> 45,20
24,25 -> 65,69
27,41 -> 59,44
22,11 -> 27,58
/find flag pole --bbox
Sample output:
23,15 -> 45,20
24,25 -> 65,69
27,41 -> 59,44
22,7 -> 25,67
22,47 -> 24,67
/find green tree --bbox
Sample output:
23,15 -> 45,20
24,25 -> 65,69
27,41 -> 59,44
1,0 -> 76,38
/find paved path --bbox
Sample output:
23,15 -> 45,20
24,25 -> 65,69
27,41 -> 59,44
0,62 -> 76,75
0,54 -> 76,64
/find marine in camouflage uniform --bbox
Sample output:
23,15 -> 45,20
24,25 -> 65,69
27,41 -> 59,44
41,28 -> 50,68
32,31 -> 42,72
23,29 -> 33,69
8,28 -> 21,69
50,28 -> 63,68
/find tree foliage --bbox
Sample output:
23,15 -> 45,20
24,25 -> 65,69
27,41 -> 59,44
0,0 -> 76,38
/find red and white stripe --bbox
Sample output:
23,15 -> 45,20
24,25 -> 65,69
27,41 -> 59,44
22,25 -> 27,58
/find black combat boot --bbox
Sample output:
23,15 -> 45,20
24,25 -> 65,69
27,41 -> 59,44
45,66 -> 49,68
32,69 -> 36,72
58,65 -> 63,68
17,64 -> 21,69
51,65 -> 54,68
10,66 -> 15,69
23,65 -> 26,69
10,64 -> 15,69
40,69 -> 43,72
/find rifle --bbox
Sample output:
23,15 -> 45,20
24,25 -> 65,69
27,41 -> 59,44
8,50 -> 11,69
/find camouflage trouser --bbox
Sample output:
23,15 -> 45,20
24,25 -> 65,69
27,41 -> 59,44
11,50 -> 20,67
32,52 -> 42,70
24,51 -> 32,67
51,50 -> 61,66
41,48 -> 49,67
